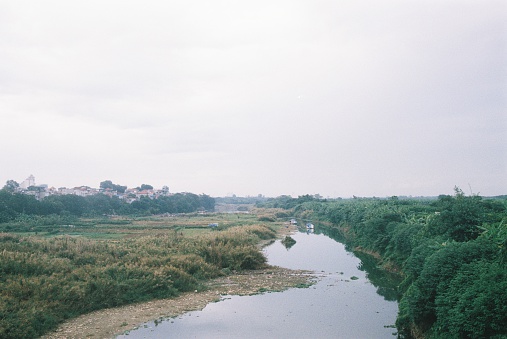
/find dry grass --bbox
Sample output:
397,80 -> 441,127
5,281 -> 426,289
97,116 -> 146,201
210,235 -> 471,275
42,267 -> 315,339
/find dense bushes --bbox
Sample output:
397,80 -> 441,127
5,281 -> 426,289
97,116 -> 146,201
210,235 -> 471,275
186,226 -> 274,270
433,260 -> 507,338
396,240 -> 498,336
252,208 -> 291,222
0,224 -> 275,338
293,191 -> 507,338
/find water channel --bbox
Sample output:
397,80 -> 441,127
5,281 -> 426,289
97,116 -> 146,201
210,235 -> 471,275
118,226 -> 400,338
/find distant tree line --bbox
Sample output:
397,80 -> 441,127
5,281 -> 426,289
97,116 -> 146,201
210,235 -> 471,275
286,188 -> 507,339
215,196 -> 266,205
98,181 -> 158,193
0,186 -> 215,224
255,194 -> 326,210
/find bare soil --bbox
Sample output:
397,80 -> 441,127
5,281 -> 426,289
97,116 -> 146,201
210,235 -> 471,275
42,267 -> 314,339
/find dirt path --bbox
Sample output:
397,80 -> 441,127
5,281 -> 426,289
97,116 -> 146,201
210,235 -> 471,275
42,266 -> 314,339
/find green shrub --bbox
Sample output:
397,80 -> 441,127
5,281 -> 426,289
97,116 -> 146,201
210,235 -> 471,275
0,223 -> 276,338
433,261 -> 507,338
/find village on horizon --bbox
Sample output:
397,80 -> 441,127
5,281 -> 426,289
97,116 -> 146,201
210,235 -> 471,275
5,175 -> 171,203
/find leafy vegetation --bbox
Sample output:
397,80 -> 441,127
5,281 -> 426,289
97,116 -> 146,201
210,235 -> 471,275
274,189 -> 507,338
0,210 -> 277,338
0,188 -> 215,226
2,185 -> 506,338
99,180 -> 127,193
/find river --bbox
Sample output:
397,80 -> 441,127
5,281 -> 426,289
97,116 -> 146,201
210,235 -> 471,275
117,226 -> 400,338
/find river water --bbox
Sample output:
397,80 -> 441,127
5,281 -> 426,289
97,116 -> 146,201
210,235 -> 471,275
118,227 -> 399,338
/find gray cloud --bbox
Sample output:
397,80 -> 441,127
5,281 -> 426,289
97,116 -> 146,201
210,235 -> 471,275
1,0 -> 505,197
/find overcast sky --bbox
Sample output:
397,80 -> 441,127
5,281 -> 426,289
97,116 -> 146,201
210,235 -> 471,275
1,1 -> 506,198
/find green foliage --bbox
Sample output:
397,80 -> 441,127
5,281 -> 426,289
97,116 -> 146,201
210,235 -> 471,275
433,260 -> 507,338
294,190 -> 507,339
257,215 -> 276,222
401,240 -> 497,333
137,184 -> 153,190
385,222 -> 422,265
2,180 -> 19,193
479,221 -> 507,263
129,193 -> 215,215
399,238 -> 441,291
198,194 -> 215,211
428,188 -> 486,241
256,194 -> 325,210
0,224 -> 275,338
99,180 -> 127,193
0,190 -> 40,223
185,226 -> 272,270
254,208 -> 281,222
0,190 -> 216,228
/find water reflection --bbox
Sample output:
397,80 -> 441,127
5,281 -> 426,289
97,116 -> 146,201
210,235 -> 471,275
118,225 -> 399,339
317,224 -> 402,302
354,252 -> 402,302
281,235 -> 297,250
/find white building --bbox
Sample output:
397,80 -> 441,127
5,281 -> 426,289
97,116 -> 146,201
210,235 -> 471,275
20,175 -> 35,189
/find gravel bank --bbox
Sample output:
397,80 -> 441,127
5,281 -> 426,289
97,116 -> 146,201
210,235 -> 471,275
42,266 -> 315,339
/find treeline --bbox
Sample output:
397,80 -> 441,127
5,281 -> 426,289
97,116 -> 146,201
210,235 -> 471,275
256,194 -> 326,210
0,225 -> 274,338
286,189 -> 507,338
0,189 -> 215,223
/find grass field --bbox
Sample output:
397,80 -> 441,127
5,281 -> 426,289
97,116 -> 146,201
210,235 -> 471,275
0,211 -> 285,338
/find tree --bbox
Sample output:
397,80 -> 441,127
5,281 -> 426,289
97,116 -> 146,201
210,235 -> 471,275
434,261 -> 507,338
0,190 -> 17,222
400,240 -> 497,333
45,195 -> 88,216
199,194 -> 215,211
2,180 -> 19,193
99,180 -> 127,193
85,194 -> 115,215
429,187 -> 484,242
99,180 -> 113,190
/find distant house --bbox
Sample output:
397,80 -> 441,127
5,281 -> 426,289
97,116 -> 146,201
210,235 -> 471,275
19,175 -> 36,189
72,186 -> 95,197
136,190 -> 154,199
57,186 -> 98,197
59,187 -> 76,195
101,188 -> 121,198
15,176 -> 171,204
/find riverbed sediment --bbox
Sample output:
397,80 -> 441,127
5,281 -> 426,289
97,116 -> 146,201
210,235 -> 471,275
42,223 -> 315,339
42,266 -> 314,339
